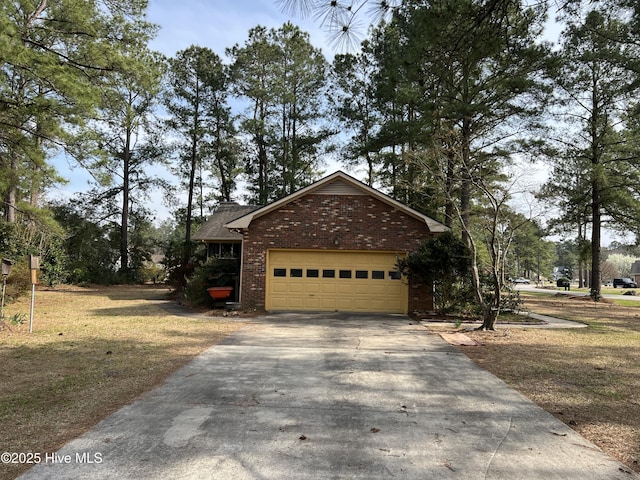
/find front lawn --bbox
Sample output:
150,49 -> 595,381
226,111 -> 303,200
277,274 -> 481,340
427,293 -> 640,473
0,285 -> 243,480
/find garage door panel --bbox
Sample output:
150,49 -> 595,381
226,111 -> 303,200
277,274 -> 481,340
288,297 -> 305,309
321,283 -> 337,294
272,283 -> 288,293
304,282 -> 322,294
353,284 -> 372,295
267,250 -> 407,314
305,298 -> 321,309
370,284 -> 388,295
336,298 -> 357,310
270,296 -> 289,309
319,297 -> 336,309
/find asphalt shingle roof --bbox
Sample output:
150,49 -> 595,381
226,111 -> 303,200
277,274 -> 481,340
192,202 -> 261,241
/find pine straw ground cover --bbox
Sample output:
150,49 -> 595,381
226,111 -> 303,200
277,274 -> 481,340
0,285 -> 244,480
426,292 -> 640,473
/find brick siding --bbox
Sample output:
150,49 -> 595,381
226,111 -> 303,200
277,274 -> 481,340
240,194 -> 436,313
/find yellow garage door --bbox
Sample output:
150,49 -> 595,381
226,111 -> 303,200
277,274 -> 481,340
266,250 -> 408,314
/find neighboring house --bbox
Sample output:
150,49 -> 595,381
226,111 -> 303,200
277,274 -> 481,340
193,171 -> 448,314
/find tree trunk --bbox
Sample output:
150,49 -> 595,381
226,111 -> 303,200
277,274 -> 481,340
258,135 -> 268,204
460,118 -> 472,239
444,150 -> 455,228
215,118 -> 231,202
591,185 -> 602,297
30,135 -> 43,207
589,69 -> 602,299
6,154 -> 17,223
182,122 -> 199,283
578,261 -> 584,288
479,307 -> 498,331
256,101 -> 268,205
120,128 -> 131,277
184,147 -> 197,268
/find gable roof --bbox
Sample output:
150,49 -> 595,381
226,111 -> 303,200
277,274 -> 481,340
225,171 -> 448,233
192,202 -> 261,241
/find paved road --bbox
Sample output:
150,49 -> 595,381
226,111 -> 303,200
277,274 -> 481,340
517,283 -> 640,302
19,313 -> 638,479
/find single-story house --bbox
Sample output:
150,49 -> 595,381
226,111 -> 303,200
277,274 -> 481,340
193,171 -> 448,314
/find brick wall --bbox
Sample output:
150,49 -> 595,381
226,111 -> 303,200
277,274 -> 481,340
240,194 -> 436,313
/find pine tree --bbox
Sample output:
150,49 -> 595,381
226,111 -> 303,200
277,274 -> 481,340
550,2 -> 640,297
164,46 -> 236,275
228,23 -> 331,203
0,0 -> 153,223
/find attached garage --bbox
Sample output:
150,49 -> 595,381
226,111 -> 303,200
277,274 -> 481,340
267,250 -> 407,313
194,171 -> 448,314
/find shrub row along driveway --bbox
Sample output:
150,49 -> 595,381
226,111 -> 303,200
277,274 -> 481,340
20,312 -> 637,479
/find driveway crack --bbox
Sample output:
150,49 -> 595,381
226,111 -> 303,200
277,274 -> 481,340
483,415 -> 513,479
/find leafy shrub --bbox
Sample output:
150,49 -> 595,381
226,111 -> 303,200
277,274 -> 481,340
398,231 -> 473,315
2,258 -> 31,303
185,258 -> 239,307
139,262 -> 167,284
499,285 -> 523,313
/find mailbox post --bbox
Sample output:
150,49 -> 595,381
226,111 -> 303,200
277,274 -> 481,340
1,258 -> 12,320
29,255 -> 40,333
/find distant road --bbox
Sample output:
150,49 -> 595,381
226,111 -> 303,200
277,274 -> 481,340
515,284 -> 640,302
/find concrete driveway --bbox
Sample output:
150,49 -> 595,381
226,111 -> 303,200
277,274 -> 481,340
20,312 -> 637,479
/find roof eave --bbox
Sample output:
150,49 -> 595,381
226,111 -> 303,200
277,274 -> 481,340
224,171 -> 449,233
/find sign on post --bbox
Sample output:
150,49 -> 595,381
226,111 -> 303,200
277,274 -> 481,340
2,258 -> 12,276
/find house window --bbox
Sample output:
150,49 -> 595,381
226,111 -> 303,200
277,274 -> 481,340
290,268 -> 303,278
323,269 -> 335,278
372,270 -> 385,280
307,269 -> 319,278
355,270 -> 368,279
339,270 -> 352,279
388,271 -> 402,280
274,268 -> 286,277
208,242 -> 240,259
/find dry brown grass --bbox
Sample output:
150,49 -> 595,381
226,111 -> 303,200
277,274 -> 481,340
0,285 -> 244,480
427,293 -> 640,473
3,286 -> 639,477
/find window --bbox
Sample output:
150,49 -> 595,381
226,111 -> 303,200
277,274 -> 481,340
372,270 -> 385,280
208,242 -> 240,259
388,271 -> 402,280
290,268 -> 303,278
339,270 -> 352,279
355,270 -> 368,279
323,269 -> 335,278
274,268 -> 286,277
307,269 -> 319,278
